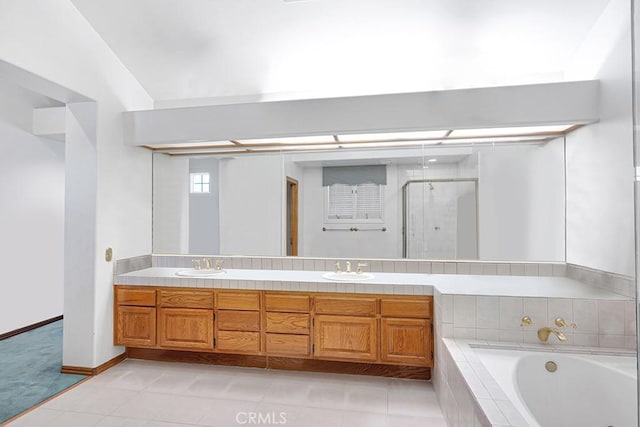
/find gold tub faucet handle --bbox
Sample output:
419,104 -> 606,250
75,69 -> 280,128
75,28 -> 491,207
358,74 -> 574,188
520,316 -> 532,327
555,317 -> 577,329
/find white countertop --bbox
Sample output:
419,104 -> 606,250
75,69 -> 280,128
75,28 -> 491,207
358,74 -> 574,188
116,267 -> 629,300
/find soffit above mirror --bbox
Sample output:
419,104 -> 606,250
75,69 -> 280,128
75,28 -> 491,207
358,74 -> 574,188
125,81 -> 598,156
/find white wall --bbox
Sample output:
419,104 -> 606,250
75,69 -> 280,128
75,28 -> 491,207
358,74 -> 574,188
0,82 -> 65,335
565,0 -> 635,277
478,142 -> 566,261
153,154 -> 189,253
0,0 -> 153,367
219,155 -> 283,256
189,157 -> 220,254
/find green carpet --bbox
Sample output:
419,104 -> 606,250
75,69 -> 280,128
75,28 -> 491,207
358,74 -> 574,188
0,320 -> 86,423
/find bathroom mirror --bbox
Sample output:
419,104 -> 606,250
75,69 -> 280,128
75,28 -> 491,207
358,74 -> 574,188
152,136 -> 566,261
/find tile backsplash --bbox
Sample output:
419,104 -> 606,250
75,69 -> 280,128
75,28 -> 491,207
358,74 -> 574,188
151,254 -> 567,278
567,263 -> 635,298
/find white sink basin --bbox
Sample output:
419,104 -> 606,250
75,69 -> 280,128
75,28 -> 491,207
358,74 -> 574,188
322,272 -> 375,281
175,269 -> 226,277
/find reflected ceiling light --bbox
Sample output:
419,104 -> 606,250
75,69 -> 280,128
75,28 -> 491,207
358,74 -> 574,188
337,130 -> 449,142
449,124 -> 573,138
236,135 -> 335,145
428,158 -> 438,162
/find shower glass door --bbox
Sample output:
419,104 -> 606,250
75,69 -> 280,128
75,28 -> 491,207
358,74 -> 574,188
403,179 -> 478,260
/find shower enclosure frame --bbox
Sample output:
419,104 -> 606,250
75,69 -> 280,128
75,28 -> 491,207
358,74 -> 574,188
401,178 -> 479,259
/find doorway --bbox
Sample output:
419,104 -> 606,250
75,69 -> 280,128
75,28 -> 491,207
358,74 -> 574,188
286,177 -> 299,256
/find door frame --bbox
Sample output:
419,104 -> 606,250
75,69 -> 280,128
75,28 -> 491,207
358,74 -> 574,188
286,177 -> 299,256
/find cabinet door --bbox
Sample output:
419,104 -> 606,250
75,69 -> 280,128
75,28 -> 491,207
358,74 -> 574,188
158,308 -> 213,350
115,306 -> 156,347
381,318 -> 432,366
313,315 -> 377,362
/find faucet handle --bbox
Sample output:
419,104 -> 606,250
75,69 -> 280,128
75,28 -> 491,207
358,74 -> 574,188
192,259 -> 201,270
555,317 -> 577,329
520,316 -> 532,327
214,259 -> 224,271
335,261 -> 341,273
356,263 -> 368,274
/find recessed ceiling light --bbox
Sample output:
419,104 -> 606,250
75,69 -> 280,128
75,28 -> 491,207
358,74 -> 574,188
449,124 -> 573,138
337,130 -> 449,143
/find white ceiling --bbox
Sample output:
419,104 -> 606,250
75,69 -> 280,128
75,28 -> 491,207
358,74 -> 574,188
70,0 -> 610,103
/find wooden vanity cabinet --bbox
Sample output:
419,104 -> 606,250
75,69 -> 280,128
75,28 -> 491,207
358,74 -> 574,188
114,285 -> 433,373
312,295 -> 378,362
114,287 -> 156,347
380,297 -> 432,366
157,290 -> 214,350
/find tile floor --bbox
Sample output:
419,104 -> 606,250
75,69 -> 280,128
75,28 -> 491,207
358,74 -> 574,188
7,360 -> 446,427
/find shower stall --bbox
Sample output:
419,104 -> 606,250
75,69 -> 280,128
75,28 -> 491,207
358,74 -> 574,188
402,179 -> 478,259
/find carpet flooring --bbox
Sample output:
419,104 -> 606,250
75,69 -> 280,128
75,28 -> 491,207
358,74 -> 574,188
0,320 -> 86,423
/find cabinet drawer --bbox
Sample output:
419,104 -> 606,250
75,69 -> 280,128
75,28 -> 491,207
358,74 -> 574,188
314,296 -> 377,316
217,291 -> 260,311
381,298 -> 431,318
265,293 -> 310,313
217,310 -> 260,332
216,331 -> 260,353
159,290 -> 213,309
116,288 -> 156,307
266,312 -> 309,334
266,334 -> 309,356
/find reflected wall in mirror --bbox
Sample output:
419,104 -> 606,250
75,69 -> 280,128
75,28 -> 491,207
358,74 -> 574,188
153,137 -> 565,261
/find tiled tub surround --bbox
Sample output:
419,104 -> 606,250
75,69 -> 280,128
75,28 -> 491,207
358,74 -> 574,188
434,289 -> 636,350
435,339 -> 636,427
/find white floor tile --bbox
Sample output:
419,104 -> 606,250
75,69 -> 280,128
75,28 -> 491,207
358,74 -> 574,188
7,361 -> 444,427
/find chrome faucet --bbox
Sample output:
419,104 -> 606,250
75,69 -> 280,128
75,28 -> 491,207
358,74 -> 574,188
345,261 -> 352,273
537,327 -> 567,342
203,258 -> 212,270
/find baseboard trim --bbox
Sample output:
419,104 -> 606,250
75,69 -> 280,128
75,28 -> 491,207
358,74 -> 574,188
0,315 -> 63,341
126,348 -> 431,380
61,351 -> 127,376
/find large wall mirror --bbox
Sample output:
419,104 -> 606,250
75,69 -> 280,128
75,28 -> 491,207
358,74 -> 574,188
153,136 -> 566,261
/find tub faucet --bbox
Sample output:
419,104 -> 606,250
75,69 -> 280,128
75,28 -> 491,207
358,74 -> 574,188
346,261 -> 352,273
537,327 -> 567,342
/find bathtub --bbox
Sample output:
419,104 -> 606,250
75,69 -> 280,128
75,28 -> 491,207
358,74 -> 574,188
474,347 -> 637,427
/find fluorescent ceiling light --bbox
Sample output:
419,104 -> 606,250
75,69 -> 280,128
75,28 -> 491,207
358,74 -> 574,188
249,144 -> 341,152
441,135 -> 548,144
449,124 -> 573,138
148,141 -> 235,148
338,130 -> 449,142
236,135 -> 335,145
338,140 -> 444,149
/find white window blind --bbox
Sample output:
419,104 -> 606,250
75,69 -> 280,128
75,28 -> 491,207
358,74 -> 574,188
355,183 -> 382,220
326,183 -> 383,222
